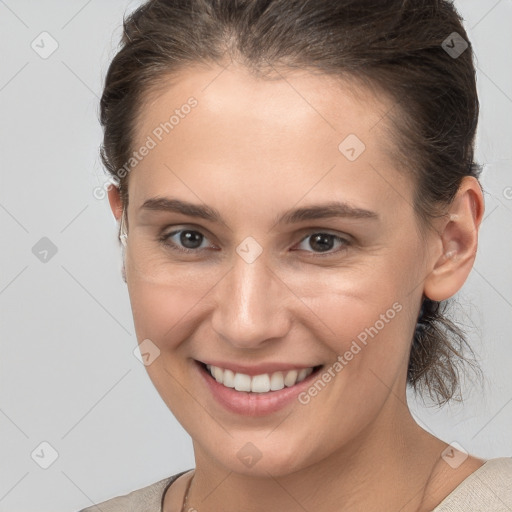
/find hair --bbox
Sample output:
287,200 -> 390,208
99,0 -> 483,406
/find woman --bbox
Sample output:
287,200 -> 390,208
81,0 -> 512,510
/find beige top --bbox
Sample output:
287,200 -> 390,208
77,457 -> 512,512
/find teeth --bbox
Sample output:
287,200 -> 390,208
284,370 -> 298,387
205,364 -> 314,393
251,374 -> 270,393
297,368 -> 309,381
270,371 -> 285,391
212,366 -> 223,383
223,369 -> 235,388
234,373 -> 251,392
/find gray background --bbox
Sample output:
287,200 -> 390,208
0,1 -> 511,511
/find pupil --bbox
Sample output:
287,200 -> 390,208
181,231 -> 202,249
310,233 -> 333,252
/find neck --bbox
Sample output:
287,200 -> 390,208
186,397 -> 446,512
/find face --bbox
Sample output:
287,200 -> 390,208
118,63 -> 436,476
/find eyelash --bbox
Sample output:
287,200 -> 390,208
158,227 -> 352,257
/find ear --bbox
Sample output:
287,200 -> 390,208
107,184 -> 123,222
424,176 -> 485,301
107,183 -> 126,246
107,185 -> 128,283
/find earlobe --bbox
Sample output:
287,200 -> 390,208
424,176 -> 485,302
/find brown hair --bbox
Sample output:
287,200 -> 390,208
99,0 -> 482,405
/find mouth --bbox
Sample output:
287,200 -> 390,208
195,360 -> 324,416
201,362 -> 322,392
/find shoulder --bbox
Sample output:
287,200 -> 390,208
76,471 -> 185,512
432,457 -> 512,511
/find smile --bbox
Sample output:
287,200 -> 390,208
206,364 -> 315,393
196,361 -> 324,416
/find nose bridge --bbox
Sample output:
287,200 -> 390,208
211,248 -> 290,348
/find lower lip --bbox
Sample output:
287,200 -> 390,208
196,361 -> 322,416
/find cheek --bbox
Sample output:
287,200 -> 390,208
294,257 -> 418,382
311,285 -> 411,379
293,277 -> 415,444
126,279 -> 194,354
124,250 -> 221,347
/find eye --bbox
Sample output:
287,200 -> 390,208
294,232 -> 351,256
159,228 -> 214,254
158,227 -> 351,257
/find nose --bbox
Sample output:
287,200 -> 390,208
210,249 -> 292,350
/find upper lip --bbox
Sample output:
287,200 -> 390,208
197,359 -> 321,376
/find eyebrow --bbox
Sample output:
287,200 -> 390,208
139,197 -> 378,225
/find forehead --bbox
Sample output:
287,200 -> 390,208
127,63 -> 412,219
135,63 -> 393,148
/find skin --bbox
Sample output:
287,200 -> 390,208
108,63 -> 485,512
